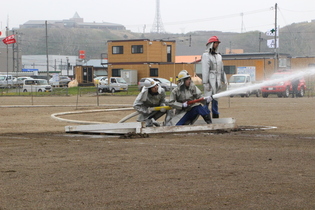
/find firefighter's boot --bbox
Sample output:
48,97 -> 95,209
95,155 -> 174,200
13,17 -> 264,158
202,114 -> 212,124
212,113 -> 219,118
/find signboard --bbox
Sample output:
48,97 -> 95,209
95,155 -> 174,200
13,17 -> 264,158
79,50 -> 85,59
22,69 -> 39,72
267,39 -> 279,48
237,66 -> 256,81
265,31 -> 278,36
51,74 -> 60,86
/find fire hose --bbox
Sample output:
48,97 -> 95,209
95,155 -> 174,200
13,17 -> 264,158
148,97 -> 209,111
118,97 -> 210,123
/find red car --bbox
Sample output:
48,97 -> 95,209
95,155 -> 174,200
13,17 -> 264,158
261,70 -> 306,98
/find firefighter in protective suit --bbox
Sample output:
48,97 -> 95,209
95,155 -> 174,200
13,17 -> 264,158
167,70 -> 212,126
133,78 -> 167,127
201,36 -> 227,118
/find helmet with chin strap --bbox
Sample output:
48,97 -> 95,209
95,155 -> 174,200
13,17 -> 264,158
143,78 -> 158,89
177,70 -> 191,81
206,36 -> 221,45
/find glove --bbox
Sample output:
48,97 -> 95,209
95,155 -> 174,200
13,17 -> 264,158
160,108 -> 166,113
182,101 -> 188,108
203,83 -> 211,91
204,96 -> 212,103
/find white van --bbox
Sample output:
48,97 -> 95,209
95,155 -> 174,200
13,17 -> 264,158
23,79 -> 52,92
0,75 -> 14,88
228,74 -> 260,97
98,77 -> 128,93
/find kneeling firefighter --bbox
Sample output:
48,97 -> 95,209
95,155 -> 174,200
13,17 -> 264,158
133,78 -> 167,127
167,70 -> 212,126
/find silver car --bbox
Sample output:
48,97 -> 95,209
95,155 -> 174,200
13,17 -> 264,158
98,77 -> 128,93
49,75 -> 71,87
138,77 -> 177,91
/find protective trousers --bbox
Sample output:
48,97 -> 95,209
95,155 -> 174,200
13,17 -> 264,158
176,105 -> 210,125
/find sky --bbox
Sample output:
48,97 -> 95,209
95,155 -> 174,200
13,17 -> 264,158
1,0 -> 315,34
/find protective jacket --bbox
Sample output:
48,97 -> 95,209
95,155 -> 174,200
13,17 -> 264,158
166,80 -> 206,125
201,42 -> 227,96
133,85 -> 166,122
169,80 -> 203,114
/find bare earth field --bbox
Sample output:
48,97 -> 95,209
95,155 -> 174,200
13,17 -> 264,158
1,95 -> 315,209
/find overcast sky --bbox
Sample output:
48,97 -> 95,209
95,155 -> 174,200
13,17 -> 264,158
1,0 -> 315,34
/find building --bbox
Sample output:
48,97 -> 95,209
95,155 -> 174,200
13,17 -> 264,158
0,46 -> 15,73
105,39 -> 315,84
22,55 -> 77,76
20,12 -> 125,30
106,39 -> 195,82
83,59 -> 108,77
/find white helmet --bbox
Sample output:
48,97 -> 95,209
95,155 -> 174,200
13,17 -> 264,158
144,78 -> 158,89
177,70 -> 190,81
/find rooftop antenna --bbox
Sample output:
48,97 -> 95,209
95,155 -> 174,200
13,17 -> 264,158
151,0 -> 165,33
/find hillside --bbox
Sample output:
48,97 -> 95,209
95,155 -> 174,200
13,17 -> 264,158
17,21 -> 315,59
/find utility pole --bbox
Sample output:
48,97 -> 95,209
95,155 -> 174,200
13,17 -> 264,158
6,27 -> 9,88
274,3 -> 278,72
258,32 -> 263,52
45,20 -> 49,82
16,31 -> 20,74
12,30 -> 15,72
66,57 -> 69,76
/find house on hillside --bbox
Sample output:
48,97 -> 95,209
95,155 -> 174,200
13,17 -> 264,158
20,12 -> 125,30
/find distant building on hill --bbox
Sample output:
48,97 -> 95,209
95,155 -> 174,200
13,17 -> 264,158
20,12 -> 125,30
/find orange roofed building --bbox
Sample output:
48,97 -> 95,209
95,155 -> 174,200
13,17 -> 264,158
175,55 -> 201,63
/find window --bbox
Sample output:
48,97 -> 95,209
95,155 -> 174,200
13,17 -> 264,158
112,69 -> 121,77
167,45 -> 172,62
131,45 -> 143,54
25,80 -> 35,85
150,68 -> 158,77
224,65 -> 236,74
279,58 -> 287,68
112,46 -> 123,54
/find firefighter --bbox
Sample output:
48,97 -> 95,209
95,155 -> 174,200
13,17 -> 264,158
201,36 -> 227,118
167,70 -> 212,126
133,78 -> 167,127
291,77 -> 300,98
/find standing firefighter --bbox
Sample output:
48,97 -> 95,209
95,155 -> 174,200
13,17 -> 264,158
167,70 -> 212,126
291,77 -> 300,98
201,36 -> 227,118
133,78 -> 167,127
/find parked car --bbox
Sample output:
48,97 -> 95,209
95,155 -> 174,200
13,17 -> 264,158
93,76 -> 107,86
0,75 -> 14,88
138,77 -> 177,91
261,70 -> 306,98
23,79 -> 52,92
98,77 -> 128,93
49,75 -> 71,87
228,74 -> 260,97
13,77 -> 33,88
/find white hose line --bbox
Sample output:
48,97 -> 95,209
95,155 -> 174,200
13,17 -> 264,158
118,111 -> 140,123
51,107 -> 134,124
0,104 -> 132,108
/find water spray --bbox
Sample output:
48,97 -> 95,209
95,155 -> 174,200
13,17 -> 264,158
213,68 -> 315,99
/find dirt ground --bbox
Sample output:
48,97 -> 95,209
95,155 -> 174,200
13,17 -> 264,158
1,95 -> 315,209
